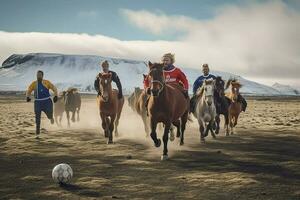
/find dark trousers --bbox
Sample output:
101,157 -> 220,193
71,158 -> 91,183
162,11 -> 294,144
34,98 -> 53,134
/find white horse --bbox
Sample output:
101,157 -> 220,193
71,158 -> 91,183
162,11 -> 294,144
193,79 -> 217,143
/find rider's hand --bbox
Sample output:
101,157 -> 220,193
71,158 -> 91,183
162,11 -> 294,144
53,96 -> 58,103
118,93 -> 123,99
26,97 -> 31,102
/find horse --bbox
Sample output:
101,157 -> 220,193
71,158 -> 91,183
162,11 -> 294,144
97,73 -> 124,144
63,88 -> 81,127
214,76 -> 231,136
193,79 -> 217,143
54,92 -> 65,127
128,85 -> 150,137
147,62 -> 189,160
225,78 -> 242,135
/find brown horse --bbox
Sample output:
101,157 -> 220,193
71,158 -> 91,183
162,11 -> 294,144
147,62 -> 189,160
225,78 -> 242,135
63,88 -> 81,127
128,86 -> 149,136
97,73 -> 124,144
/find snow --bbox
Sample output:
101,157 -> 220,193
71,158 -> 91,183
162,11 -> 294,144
0,53 -> 298,96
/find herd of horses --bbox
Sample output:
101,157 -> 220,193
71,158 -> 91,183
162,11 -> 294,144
98,62 -> 244,160
53,62 -> 243,160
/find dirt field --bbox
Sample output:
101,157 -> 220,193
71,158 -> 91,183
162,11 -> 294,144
0,95 -> 300,200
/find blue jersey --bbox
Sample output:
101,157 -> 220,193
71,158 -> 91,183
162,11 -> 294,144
193,74 -> 216,94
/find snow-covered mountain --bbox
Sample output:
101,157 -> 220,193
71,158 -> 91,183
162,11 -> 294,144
272,83 -> 300,96
0,53 -> 297,96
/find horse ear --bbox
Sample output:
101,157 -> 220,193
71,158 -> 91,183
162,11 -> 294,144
143,74 -> 147,79
148,61 -> 153,68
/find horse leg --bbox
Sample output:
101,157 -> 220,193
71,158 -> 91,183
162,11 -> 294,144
204,122 -> 210,137
161,122 -> 171,160
150,119 -> 161,147
215,114 -> 220,134
77,108 -> 80,122
172,120 -> 181,138
108,115 -> 116,144
54,115 -> 59,126
169,124 -> 175,142
71,111 -> 76,122
230,115 -> 234,135
180,111 -> 188,146
198,120 -> 205,143
142,114 -> 150,137
66,111 -> 70,127
114,115 -> 119,137
210,121 -> 217,139
224,113 -> 229,136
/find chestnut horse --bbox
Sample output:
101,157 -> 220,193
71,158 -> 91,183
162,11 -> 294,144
225,78 -> 242,135
147,62 -> 189,160
97,73 -> 124,144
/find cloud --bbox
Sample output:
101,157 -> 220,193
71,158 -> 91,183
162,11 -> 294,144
0,1 -> 300,87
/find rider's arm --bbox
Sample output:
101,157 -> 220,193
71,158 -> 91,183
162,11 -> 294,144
193,77 -> 201,95
94,76 -> 100,93
26,81 -> 36,97
112,72 -> 123,95
143,76 -> 150,89
177,68 -> 189,90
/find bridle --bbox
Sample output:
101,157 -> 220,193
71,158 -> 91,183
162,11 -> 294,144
150,80 -> 165,95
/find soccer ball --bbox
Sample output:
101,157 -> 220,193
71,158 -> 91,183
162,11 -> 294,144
52,163 -> 73,184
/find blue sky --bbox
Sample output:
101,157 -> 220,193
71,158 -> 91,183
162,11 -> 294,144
0,0 -> 298,40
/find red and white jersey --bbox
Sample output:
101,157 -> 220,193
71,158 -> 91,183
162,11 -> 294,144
144,67 -> 189,90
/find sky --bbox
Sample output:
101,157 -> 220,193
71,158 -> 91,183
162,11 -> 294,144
0,0 -> 300,88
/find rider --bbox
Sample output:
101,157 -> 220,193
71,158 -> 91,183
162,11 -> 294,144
144,53 -> 189,98
26,70 -> 58,139
94,60 -> 123,99
190,64 -> 216,113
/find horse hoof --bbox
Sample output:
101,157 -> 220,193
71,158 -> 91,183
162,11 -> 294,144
155,139 -> 161,148
179,141 -> 184,146
200,138 -> 205,143
107,140 -> 114,144
170,135 -> 175,142
161,155 -> 168,161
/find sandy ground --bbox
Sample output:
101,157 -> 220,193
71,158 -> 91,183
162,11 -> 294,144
0,95 -> 300,200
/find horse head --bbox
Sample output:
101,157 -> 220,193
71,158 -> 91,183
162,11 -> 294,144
99,73 -> 112,102
197,79 -> 215,106
226,78 -> 242,102
148,61 -> 165,97
214,76 -> 225,98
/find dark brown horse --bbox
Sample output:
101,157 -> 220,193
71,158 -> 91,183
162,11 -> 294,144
97,73 -> 124,144
225,78 -> 242,135
147,62 -> 189,160
214,76 -> 230,135
64,88 -> 81,127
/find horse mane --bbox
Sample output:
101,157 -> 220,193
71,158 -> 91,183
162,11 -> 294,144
67,87 -> 78,93
225,78 -> 242,89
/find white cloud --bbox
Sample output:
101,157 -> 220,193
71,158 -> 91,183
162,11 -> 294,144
0,1 -> 300,87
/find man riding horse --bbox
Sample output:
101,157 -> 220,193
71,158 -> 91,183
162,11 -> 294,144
144,53 -> 189,99
94,60 -> 123,100
190,64 -> 247,113
190,64 -> 216,113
